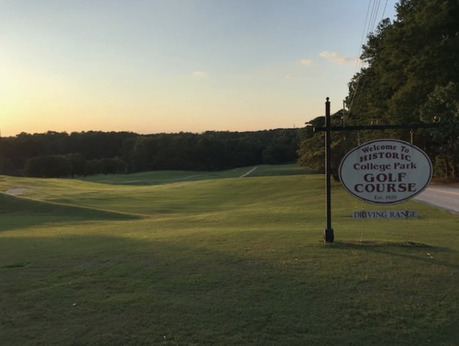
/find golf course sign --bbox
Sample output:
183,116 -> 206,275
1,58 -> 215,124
339,139 -> 432,204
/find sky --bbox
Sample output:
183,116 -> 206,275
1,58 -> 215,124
0,0 -> 398,137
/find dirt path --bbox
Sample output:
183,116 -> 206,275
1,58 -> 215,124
414,186 -> 459,214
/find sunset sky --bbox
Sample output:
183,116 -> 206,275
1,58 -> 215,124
0,0 -> 397,137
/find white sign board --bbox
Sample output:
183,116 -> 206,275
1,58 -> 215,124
339,139 -> 432,204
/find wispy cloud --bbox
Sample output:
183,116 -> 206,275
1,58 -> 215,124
300,59 -> 312,66
320,51 -> 357,65
192,70 -> 208,77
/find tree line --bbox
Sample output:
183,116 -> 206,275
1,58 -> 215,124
0,129 -> 299,178
298,0 -> 459,179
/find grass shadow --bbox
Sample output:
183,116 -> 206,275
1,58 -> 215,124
0,193 -> 141,232
1,233 -> 457,345
324,240 -> 458,270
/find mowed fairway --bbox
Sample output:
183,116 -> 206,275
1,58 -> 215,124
0,165 -> 458,345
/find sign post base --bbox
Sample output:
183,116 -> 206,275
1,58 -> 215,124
324,228 -> 334,243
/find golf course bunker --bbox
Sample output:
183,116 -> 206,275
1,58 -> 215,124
5,188 -> 31,196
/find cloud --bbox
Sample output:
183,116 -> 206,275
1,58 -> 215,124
300,59 -> 312,66
192,70 -> 208,77
320,51 -> 357,65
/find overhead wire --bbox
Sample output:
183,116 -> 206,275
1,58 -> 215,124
348,0 -> 390,117
349,0 -> 382,114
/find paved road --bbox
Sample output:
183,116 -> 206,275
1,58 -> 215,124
414,186 -> 459,214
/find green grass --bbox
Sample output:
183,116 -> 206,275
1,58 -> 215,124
0,165 -> 457,345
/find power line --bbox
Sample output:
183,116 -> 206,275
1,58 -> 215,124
348,0 -> 391,115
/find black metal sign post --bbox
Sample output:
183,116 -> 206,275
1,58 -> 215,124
324,98 -> 334,243
315,98 -> 440,244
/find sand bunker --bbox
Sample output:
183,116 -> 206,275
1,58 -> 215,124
5,188 -> 31,196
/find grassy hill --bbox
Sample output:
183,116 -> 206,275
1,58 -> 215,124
0,165 -> 457,345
